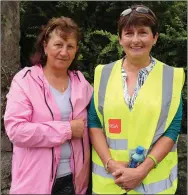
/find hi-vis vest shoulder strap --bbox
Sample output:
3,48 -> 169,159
92,58 -> 185,194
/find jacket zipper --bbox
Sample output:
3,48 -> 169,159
69,98 -> 76,193
39,77 -> 55,182
71,73 -> 84,163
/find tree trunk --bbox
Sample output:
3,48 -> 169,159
1,1 -> 20,193
1,1 -> 20,138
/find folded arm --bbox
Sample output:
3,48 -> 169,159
4,79 -> 72,148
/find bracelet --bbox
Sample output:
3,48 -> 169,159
105,157 -> 113,173
147,154 -> 158,168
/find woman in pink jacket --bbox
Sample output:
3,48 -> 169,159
4,17 -> 93,195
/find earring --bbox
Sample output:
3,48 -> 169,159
45,52 -> 47,56
153,44 -> 156,46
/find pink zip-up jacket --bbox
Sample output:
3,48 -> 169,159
4,64 -> 93,194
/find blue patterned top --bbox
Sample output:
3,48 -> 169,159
122,56 -> 156,110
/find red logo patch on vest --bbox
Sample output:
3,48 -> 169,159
108,119 -> 121,133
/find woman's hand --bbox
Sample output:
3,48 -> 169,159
108,160 -> 129,174
70,119 -> 85,138
112,166 -> 147,191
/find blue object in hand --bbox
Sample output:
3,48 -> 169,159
129,146 -> 145,168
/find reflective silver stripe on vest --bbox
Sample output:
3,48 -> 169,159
171,142 -> 177,152
98,62 -> 116,135
93,162 -> 113,179
98,62 -> 115,116
107,137 -> 128,150
151,65 -> 174,145
134,164 -> 177,194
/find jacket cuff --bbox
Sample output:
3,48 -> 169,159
66,122 -> 72,140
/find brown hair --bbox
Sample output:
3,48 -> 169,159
118,5 -> 159,38
31,17 -> 81,70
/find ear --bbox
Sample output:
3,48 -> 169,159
153,33 -> 159,45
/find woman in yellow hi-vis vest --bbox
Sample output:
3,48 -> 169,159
88,4 -> 185,195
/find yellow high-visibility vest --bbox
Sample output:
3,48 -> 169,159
92,58 -> 184,194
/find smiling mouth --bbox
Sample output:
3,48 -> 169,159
131,46 -> 143,49
57,59 -> 69,61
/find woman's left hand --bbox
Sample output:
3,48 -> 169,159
112,167 -> 147,191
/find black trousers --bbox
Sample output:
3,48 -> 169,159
51,174 -> 75,195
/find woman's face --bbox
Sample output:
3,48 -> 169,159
119,25 -> 158,59
44,30 -> 78,70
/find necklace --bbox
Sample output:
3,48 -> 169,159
43,69 -> 69,93
61,86 -> 66,92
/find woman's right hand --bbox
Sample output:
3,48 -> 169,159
70,119 -> 85,139
108,159 -> 128,174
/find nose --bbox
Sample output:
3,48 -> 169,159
60,46 -> 68,56
132,33 -> 140,43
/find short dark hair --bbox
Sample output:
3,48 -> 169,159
118,5 -> 159,38
31,17 -> 81,70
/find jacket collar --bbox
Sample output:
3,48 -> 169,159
25,64 -> 80,88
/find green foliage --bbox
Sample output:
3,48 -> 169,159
81,30 -> 123,66
90,30 -> 123,64
152,33 -> 187,68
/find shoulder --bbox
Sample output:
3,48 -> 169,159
95,59 -> 121,68
70,70 -> 93,88
154,58 -> 185,86
7,67 -> 32,96
70,70 -> 93,99
69,70 -> 86,82
94,59 -> 122,80
95,59 -> 122,72
12,65 -> 41,91
154,57 -> 184,72
75,70 -> 87,81
12,67 -> 32,82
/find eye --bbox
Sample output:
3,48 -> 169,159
55,43 -> 62,47
125,31 -> 133,35
68,45 -> 74,49
140,31 -> 147,34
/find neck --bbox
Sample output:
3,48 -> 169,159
123,56 -> 151,72
43,64 -> 68,80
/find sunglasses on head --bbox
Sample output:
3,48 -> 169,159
121,6 -> 156,19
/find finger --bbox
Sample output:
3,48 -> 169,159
119,184 -> 128,191
121,186 -> 126,189
81,118 -> 86,122
117,183 -> 124,189
112,169 -> 123,177
114,176 -> 124,184
114,175 -> 122,180
113,171 -> 122,178
81,120 -> 85,124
